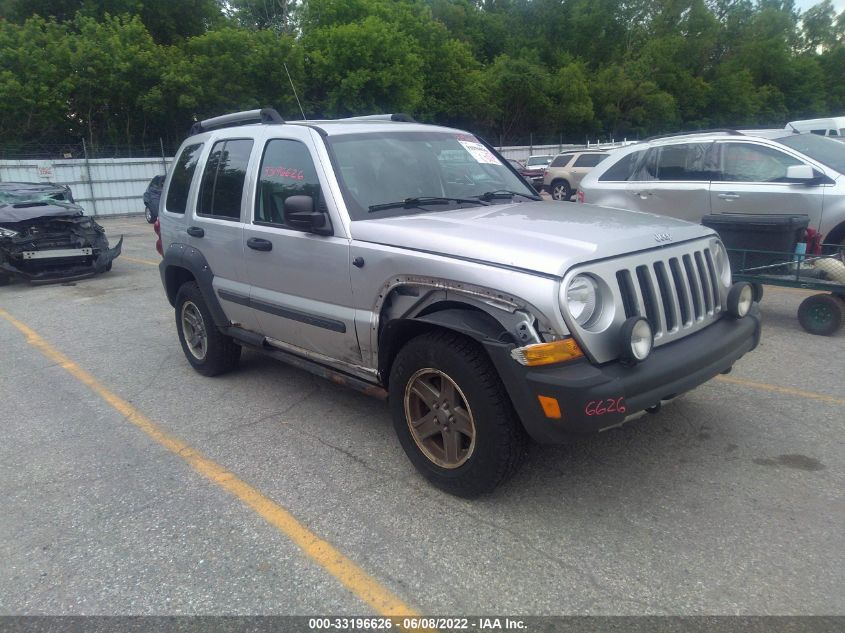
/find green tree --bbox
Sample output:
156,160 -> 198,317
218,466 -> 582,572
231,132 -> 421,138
2,0 -> 224,43
0,17 -> 71,143
302,15 -> 424,116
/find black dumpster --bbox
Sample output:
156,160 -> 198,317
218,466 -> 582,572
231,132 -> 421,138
701,213 -> 810,273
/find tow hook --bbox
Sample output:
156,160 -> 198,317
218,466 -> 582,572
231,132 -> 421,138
646,403 -> 662,414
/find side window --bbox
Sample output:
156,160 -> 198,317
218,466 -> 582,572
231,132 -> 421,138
573,153 -> 606,168
197,139 -> 254,220
165,143 -> 203,214
599,150 -> 644,182
829,130 -> 839,137
550,154 -> 573,168
654,143 -> 712,181
255,139 -> 321,227
718,143 -> 802,183
632,149 -> 659,181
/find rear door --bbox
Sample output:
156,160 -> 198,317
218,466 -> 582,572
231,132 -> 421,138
709,140 -> 825,231
241,133 -> 360,364
626,142 -> 713,221
186,137 -> 260,331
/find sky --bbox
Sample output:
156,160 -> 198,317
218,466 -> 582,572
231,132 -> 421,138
795,0 -> 845,12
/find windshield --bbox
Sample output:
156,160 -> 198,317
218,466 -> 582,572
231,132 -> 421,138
326,131 -> 537,219
0,186 -> 71,205
774,133 -> 845,174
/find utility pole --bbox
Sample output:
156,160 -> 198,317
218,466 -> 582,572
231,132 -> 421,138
82,139 -> 98,217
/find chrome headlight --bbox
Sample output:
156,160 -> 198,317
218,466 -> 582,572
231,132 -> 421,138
711,240 -> 732,287
0,227 -> 19,238
565,274 -> 600,326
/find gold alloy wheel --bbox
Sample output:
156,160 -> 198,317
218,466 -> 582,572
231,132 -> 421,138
180,300 -> 208,360
404,368 -> 477,469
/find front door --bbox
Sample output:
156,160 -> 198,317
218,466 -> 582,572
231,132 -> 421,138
709,140 -> 825,231
241,136 -> 360,364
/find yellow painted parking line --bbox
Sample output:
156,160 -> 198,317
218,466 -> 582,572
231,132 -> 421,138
0,307 -> 419,618
121,255 -> 159,266
715,374 -> 845,407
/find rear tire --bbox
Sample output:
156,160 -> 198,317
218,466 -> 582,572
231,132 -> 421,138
144,206 -> 155,223
797,293 -> 842,336
175,281 -> 241,376
550,180 -> 572,201
388,330 -> 528,497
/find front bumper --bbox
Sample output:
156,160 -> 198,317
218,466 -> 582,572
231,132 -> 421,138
485,306 -> 762,443
0,237 -> 122,284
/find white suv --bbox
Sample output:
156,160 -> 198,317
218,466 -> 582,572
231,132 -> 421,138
578,130 -> 845,246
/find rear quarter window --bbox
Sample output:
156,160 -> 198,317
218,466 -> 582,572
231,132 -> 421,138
573,154 -> 607,168
165,143 -> 204,214
550,155 -> 573,168
598,150 -> 644,182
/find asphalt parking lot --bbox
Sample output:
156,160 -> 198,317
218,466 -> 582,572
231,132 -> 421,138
1,215 -> 843,617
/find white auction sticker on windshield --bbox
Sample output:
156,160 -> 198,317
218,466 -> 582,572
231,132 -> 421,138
458,140 -> 500,165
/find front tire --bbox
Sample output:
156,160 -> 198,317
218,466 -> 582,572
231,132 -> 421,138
550,180 -> 572,201
389,331 -> 527,497
175,281 -> 241,376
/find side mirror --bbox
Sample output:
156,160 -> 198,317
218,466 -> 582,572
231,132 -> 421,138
786,165 -> 815,182
284,195 -> 332,235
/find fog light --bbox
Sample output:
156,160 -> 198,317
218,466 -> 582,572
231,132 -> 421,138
620,317 -> 653,364
727,282 -> 753,318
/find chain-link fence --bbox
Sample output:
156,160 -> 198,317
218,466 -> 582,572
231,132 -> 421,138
0,139 -> 182,161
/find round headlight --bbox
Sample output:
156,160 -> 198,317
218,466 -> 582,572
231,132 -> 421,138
620,316 -> 653,364
566,275 -> 600,326
727,282 -> 753,318
711,240 -> 732,287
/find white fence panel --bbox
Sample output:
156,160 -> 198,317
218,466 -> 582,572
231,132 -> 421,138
0,157 -> 172,217
496,141 -> 635,162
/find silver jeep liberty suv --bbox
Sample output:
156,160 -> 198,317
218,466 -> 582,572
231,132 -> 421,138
157,108 -> 762,497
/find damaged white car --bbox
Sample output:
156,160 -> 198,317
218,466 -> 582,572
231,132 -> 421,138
0,183 -> 122,285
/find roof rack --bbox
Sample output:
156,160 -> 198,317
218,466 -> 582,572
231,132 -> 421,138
336,113 -> 417,123
643,128 -> 744,142
189,107 -> 285,135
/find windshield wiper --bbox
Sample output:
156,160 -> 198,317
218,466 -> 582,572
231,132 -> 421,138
475,189 -> 541,202
368,196 -> 490,213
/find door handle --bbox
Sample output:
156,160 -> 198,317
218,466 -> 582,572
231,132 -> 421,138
633,190 -> 652,198
718,193 -> 740,200
247,237 -> 273,252
186,226 -> 204,238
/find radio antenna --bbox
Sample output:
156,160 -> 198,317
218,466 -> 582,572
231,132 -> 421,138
284,63 -> 307,121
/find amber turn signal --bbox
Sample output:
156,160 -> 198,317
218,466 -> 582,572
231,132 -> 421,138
510,338 -> 585,366
537,395 -> 562,419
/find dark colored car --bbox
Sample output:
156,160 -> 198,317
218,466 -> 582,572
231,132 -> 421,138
0,182 -> 122,285
143,175 -> 165,223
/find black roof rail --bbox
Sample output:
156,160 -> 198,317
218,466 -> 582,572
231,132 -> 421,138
189,107 -> 285,135
643,128 -> 744,142
336,113 -> 417,123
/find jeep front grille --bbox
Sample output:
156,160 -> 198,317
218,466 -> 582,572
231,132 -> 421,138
614,246 -> 722,339
561,238 -> 729,364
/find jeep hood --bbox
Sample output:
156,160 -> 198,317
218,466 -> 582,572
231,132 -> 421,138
352,201 -> 714,277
